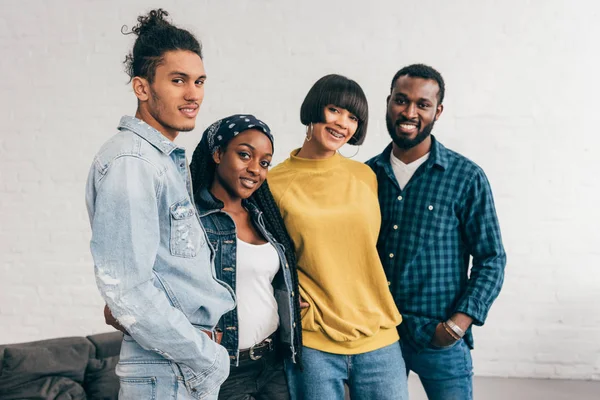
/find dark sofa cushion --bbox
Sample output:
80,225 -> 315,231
0,337 -> 93,392
0,376 -> 86,400
87,331 -> 123,359
84,355 -> 120,400
84,331 -> 122,399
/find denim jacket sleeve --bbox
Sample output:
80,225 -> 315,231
87,155 -> 229,397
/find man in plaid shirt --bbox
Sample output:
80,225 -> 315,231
366,64 -> 506,400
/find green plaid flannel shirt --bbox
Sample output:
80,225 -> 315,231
366,136 -> 506,351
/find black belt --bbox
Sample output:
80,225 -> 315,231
238,333 -> 276,361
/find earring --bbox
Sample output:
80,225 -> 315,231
305,123 -> 313,142
338,145 -> 360,159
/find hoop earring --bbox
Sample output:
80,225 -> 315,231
338,145 -> 360,159
305,123 -> 313,142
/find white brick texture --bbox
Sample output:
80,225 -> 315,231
1,0 -> 599,380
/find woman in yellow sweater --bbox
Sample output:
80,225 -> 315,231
267,75 -> 409,400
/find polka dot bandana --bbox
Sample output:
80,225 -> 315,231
200,114 -> 273,155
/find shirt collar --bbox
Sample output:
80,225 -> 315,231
117,115 -> 181,155
375,135 -> 447,171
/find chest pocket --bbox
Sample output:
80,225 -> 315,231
169,198 -> 203,258
415,201 -> 456,243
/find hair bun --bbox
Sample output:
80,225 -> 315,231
123,9 -> 170,36
122,8 -> 201,82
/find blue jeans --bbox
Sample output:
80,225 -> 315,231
401,339 -> 473,400
286,342 -> 408,400
117,335 -> 221,399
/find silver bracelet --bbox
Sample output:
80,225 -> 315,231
445,319 -> 465,338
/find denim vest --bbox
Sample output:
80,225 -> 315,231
195,187 -> 299,366
86,116 -> 236,398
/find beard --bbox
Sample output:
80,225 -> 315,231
149,86 -> 196,133
386,112 -> 435,150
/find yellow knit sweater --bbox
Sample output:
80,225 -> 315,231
268,150 -> 401,354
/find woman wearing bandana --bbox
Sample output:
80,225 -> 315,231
105,115 -> 302,399
189,114 -> 302,399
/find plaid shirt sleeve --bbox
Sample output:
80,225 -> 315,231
454,168 -> 506,326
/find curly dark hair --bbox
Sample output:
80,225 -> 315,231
122,9 -> 202,83
390,63 -> 445,105
189,138 -> 303,366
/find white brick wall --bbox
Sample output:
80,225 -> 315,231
1,0 -> 598,380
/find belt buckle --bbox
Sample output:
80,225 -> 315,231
248,346 -> 261,361
249,338 -> 272,361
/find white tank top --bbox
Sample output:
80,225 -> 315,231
235,238 -> 280,349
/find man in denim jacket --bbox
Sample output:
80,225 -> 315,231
85,10 -> 235,399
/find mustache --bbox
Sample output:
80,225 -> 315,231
179,102 -> 199,108
394,116 -> 419,126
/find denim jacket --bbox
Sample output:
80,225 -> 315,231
85,116 -> 236,398
195,187 -> 300,367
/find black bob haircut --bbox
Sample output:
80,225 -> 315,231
300,74 -> 369,146
123,9 -> 202,83
390,64 -> 445,105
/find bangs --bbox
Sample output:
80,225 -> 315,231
317,79 -> 368,123
300,74 -> 370,145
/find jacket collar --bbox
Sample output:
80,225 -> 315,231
194,187 -> 258,216
195,187 -> 224,214
117,115 -> 181,156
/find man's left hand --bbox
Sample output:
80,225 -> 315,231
431,312 -> 474,347
431,322 -> 459,347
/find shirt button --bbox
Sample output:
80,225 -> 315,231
293,322 -> 296,328
291,291 -> 295,297
180,162 -> 185,168
387,281 -> 391,286
285,263 -> 289,268
389,253 -> 394,258
397,196 -> 403,201
428,205 -> 434,210
393,225 -> 398,230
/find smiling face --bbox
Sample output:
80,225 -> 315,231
386,75 -> 443,151
133,50 -> 206,140
212,129 -> 273,201
305,104 -> 358,157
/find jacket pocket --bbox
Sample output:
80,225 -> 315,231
169,198 -> 203,258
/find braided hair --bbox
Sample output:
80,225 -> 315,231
189,137 -> 215,200
252,181 -> 303,366
189,133 -> 303,366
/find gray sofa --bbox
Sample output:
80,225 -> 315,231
0,331 -> 122,400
